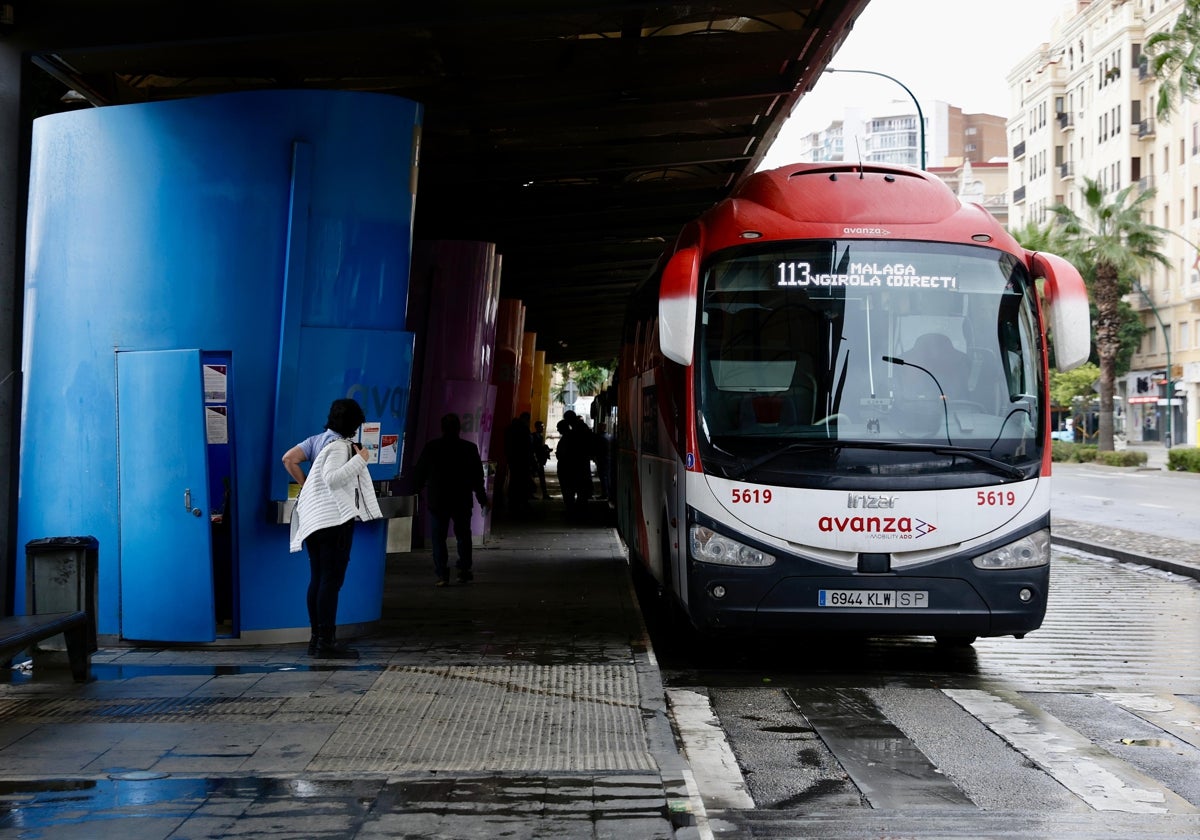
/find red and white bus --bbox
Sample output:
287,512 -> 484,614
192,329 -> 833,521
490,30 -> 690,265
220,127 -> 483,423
615,163 -> 1090,645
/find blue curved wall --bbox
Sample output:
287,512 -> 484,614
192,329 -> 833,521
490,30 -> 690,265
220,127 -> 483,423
18,90 -> 421,640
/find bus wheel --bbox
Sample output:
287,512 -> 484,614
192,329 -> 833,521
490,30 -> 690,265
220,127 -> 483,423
935,634 -> 977,647
659,525 -> 700,652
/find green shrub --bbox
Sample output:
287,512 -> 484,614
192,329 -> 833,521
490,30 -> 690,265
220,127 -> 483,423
1166,447 -> 1200,472
1050,441 -> 1101,462
1050,441 -> 1074,462
1094,449 -> 1147,467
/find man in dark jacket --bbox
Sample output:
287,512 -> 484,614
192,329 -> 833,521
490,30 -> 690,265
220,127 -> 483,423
413,413 -> 489,586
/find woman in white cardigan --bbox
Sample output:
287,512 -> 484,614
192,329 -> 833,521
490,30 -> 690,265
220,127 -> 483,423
284,398 -> 381,659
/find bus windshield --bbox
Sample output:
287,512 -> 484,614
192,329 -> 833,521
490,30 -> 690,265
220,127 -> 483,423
696,240 -> 1044,487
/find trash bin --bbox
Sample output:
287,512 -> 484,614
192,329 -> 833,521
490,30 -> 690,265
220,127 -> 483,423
25,536 -> 99,654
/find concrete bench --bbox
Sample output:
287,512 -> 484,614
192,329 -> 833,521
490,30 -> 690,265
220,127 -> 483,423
0,611 -> 92,682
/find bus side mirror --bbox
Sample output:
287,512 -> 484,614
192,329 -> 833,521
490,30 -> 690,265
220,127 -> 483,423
659,246 -> 699,366
1030,251 -> 1091,372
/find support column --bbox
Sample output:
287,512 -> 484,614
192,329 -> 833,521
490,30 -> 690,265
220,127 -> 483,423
0,42 -> 25,615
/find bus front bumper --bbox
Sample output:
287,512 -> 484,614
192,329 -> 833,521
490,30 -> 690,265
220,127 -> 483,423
687,568 -> 1049,639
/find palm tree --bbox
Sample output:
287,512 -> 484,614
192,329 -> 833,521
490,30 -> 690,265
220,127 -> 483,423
1146,0 -> 1200,124
1008,219 -> 1061,254
1050,178 -> 1167,450
552,361 -> 611,403
1010,219 -> 1147,374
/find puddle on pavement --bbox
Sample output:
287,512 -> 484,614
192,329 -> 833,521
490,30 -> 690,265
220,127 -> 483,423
1119,738 -> 1176,748
0,776 -> 383,831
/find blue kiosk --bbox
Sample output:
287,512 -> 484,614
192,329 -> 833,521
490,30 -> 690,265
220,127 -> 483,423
17,90 -> 421,644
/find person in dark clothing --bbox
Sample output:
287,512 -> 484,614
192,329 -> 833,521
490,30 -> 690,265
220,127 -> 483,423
554,418 -> 581,516
564,410 -> 596,502
413,413 -> 489,586
533,420 -> 551,500
504,411 -> 536,514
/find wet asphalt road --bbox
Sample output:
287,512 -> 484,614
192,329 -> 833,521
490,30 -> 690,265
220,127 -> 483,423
652,549 -> 1200,838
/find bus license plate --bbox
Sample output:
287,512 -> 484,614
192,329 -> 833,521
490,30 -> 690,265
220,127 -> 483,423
818,590 -> 928,608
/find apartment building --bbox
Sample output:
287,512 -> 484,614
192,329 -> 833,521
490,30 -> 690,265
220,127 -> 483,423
927,159 -> 1012,227
789,102 -> 1006,169
1007,0 -> 1198,446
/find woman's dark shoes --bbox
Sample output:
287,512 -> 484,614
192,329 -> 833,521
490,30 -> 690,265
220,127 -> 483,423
314,626 -> 359,659
315,642 -> 359,660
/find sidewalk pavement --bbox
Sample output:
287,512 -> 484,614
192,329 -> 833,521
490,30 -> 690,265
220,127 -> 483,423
1,456 -> 1196,838
0,495 -> 707,839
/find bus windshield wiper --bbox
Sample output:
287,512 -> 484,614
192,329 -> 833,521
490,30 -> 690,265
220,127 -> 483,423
729,439 -> 1026,480
867,441 -> 1028,479
729,441 -> 845,478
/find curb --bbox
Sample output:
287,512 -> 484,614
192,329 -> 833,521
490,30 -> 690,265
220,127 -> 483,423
1050,536 -> 1200,582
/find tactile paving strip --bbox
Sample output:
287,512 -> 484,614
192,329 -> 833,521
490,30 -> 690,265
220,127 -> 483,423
0,695 -> 285,721
311,664 -> 656,772
0,664 -> 656,773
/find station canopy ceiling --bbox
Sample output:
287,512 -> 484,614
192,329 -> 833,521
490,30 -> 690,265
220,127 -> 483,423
18,0 -> 871,364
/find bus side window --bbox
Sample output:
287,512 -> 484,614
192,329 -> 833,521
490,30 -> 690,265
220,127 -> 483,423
998,323 -> 1024,399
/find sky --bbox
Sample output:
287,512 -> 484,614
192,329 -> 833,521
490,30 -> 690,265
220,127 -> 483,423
760,0 -> 1078,168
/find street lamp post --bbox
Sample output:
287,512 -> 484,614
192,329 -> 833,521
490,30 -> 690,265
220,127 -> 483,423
825,68 -> 926,170
1132,280 -> 1173,448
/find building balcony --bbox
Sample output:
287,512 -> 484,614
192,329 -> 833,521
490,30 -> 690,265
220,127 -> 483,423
1137,118 -> 1156,139
1057,111 -> 1075,130
1012,185 -> 1026,204
1127,291 -> 1154,311
1138,58 -> 1155,82
1059,161 -> 1075,179
1012,140 -> 1026,159
1137,175 -> 1154,191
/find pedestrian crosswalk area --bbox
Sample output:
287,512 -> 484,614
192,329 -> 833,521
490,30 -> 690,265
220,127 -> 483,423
677,686 -> 1200,838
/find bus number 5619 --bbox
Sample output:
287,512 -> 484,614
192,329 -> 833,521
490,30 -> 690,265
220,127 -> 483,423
732,488 -> 772,503
977,490 -> 1017,506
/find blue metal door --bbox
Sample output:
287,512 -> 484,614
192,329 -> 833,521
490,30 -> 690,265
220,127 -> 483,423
117,350 -> 215,642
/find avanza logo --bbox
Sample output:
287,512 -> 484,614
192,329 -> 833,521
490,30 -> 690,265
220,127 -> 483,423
818,516 -> 937,537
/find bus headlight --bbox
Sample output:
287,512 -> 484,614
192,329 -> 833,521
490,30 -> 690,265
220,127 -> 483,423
690,525 -> 775,567
972,529 -> 1050,570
